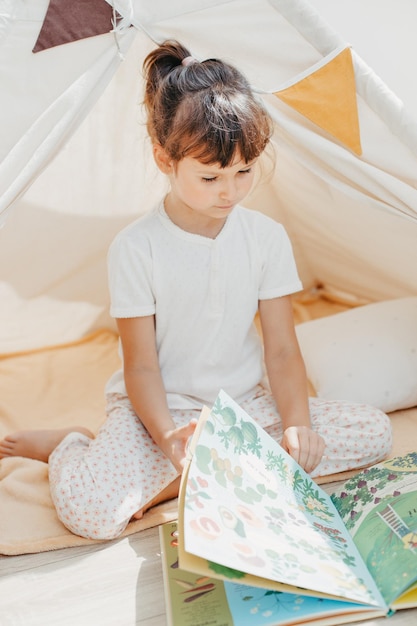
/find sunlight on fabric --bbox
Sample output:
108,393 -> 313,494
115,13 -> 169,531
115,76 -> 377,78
0,284 -> 105,353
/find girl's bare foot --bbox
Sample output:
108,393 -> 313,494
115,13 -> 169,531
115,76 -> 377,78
131,476 -> 181,520
0,427 -> 94,463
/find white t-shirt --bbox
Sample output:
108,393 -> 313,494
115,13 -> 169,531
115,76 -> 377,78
106,202 -> 302,409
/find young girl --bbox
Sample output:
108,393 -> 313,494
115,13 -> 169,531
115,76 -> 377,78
0,41 -> 392,540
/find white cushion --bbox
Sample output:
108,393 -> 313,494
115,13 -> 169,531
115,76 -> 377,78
295,297 -> 417,413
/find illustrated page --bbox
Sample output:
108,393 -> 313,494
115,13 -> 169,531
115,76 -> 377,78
332,453 -> 417,606
181,390 -> 386,607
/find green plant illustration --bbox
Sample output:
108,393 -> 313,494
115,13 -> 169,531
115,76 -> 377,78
202,398 -> 335,519
210,398 -> 262,457
330,456 -> 417,531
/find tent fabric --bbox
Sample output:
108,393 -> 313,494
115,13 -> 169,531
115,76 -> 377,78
303,0 -> 417,116
0,0 -> 136,225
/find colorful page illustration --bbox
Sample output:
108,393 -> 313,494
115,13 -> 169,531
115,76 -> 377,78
180,390 -> 386,608
331,453 -> 417,607
160,521 -> 383,626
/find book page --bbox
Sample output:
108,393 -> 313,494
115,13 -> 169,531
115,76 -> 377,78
160,521 -> 385,626
179,390 -> 386,609
331,453 -> 417,607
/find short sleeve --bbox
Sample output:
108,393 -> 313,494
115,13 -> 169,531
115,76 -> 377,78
107,228 -> 156,318
258,219 -> 303,299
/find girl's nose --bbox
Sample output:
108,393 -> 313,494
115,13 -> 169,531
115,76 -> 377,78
219,179 -> 235,200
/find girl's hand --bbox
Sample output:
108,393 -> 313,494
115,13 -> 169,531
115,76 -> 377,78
159,420 -> 198,474
281,426 -> 325,474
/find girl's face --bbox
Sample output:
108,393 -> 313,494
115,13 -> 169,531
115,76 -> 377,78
159,148 -> 257,234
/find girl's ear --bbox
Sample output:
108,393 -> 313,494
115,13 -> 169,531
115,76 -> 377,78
153,144 -> 173,174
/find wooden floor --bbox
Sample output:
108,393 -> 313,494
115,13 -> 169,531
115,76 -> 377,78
1,481 -> 417,626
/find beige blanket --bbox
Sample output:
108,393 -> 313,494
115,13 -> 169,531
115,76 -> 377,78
1,322 -> 416,555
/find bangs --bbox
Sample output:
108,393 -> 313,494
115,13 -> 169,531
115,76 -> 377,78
164,90 -> 272,167
180,127 -> 263,167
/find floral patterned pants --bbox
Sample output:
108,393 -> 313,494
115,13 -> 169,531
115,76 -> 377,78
49,386 -> 392,540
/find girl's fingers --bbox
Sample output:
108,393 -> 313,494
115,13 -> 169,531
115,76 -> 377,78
282,426 -> 325,474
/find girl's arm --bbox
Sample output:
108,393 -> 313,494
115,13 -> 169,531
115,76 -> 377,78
259,296 -> 325,473
116,316 -> 196,473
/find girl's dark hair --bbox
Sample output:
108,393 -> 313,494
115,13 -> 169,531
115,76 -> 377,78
143,40 -> 273,167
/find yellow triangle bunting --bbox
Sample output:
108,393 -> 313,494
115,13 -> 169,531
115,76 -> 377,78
274,48 -> 362,155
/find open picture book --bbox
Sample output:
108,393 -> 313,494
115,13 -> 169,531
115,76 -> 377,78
160,389 -> 417,626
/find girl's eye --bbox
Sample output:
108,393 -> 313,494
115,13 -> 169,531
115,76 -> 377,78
202,167 -> 252,182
